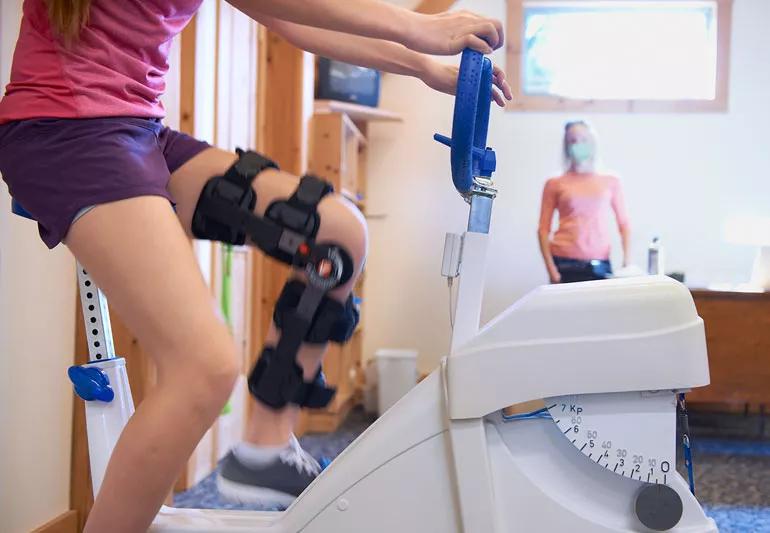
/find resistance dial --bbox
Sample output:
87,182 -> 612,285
546,390 -> 677,485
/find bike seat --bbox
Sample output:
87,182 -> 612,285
11,199 -> 36,221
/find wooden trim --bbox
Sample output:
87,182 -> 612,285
690,288 -> 770,301
31,510 -> 78,533
505,0 -> 733,113
179,16 -> 197,135
259,31 -> 308,173
256,25 -> 269,155
715,0 -> 733,112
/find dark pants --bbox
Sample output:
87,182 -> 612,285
553,256 -> 612,283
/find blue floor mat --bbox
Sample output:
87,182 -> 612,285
693,438 -> 770,457
705,505 -> 770,533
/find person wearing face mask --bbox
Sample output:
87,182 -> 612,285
537,121 -> 631,283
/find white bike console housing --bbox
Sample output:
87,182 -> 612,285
448,274 -> 710,419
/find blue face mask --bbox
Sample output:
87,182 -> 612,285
568,142 -> 594,163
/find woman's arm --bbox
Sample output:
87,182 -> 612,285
538,179 -> 561,283
247,13 -> 512,106
610,178 -> 631,267
538,231 -> 560,284
618,225 -> 631,268
227,0 -> 504,55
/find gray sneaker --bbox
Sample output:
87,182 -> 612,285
216,437 -> 322,506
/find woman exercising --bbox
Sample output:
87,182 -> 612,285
0,1 -> 511,531
537,121 -> 631,284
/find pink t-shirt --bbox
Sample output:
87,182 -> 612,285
0,0 -> 202,123
538,172 -> 630,261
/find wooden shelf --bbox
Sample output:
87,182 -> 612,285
315,100 -> 403,123
341,114 -> 367,146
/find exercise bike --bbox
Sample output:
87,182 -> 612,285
12,49 -> 717,532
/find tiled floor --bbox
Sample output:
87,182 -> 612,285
175,408 -> 770,532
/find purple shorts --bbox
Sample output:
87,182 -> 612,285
0,117 -> 210,248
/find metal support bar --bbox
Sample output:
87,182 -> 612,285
77,263 -> 116,362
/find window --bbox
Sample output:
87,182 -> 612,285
506,1 -> 733,112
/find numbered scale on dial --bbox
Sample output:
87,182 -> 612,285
546,390 -> 677,485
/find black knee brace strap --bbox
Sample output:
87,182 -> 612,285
249,350 -> 336,409
264,178 -> 333,265
274,280 -> 359,344
191,149 -> 277,245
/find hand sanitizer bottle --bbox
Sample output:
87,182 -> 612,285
648,237 -> 663,275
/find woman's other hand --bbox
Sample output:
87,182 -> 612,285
420,61 -> 512,107
405,10 -> 504,55
549,268 -> 562,284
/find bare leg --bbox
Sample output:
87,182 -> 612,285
66,197 -> 240,533
168,148 -> 367,446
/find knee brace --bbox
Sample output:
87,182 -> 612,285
192,149 -> 359,410
248,280 -> 360,409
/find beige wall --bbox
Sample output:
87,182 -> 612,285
364,0 -> 770,373
0,1 -> 77,531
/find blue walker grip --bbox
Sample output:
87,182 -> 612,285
434,49 -> 496,194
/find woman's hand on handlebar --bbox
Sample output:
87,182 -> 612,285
420,60 -> 513,107
405,10 -> 505,55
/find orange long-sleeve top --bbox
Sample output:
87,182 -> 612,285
538,172 -> 630,261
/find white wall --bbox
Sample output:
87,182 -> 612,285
0,1 -> 77,531
364,0 -> 770,373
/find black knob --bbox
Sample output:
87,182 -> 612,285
635,484 -> 684,531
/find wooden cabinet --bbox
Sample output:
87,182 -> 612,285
309,113 -> 366,203
687,289 -> 770,412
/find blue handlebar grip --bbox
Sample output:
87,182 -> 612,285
473,58 -> 493,157
435,49 -> 494,195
